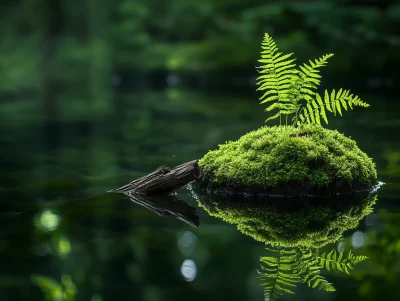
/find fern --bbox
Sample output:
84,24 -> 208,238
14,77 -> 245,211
296,54 -> 334,101
315,249 -> 368,274
298,89 -> 370,125
292,249 -> 336,292
256,33 -> 370,126
258,249 -> 300,300
256,33 -> 298,124
258,247 -> 368,300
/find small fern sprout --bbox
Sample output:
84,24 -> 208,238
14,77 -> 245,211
256,33 -> 370,126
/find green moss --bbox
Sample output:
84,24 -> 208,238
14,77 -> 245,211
198,124 -> 377,196
194,190 -> 377,248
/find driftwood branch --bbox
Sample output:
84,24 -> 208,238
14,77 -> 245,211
116,160 -> 199,196
124,191 -> 200,227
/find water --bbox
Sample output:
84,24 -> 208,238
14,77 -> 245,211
0,89 -> 399,301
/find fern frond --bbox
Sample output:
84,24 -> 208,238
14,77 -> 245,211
259,249 -> 300,300
315,249 -> 368,275
299,54 -> 333,88
256,33 -> 298,123
294,53 -> 334,101
298,89 -> 370,125
291,249 -> 336,292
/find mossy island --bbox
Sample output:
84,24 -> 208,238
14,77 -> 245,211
197,124 -> 377,196
192,189 -> 377,248
116,33 -> 378,199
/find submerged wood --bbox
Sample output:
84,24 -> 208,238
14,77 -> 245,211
124,191 -> 200,227
116,160 -> 199,195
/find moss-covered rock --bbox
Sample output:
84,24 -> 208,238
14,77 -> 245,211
193,190 -> 377,248
198,124 -> 377,196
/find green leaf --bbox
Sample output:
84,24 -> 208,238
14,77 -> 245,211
260,95 -> 279,104
336,99 -> 342,116
307,103 -> 315,124
265,111 -> 281,123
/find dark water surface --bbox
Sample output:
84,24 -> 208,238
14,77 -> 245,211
0,89 -> 399,301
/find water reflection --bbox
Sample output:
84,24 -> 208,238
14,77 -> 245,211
177,231 -> 198,256
192,189 -> 377,248
180,259 -> 197,282
34,210 -> 61,232
191,187 -> 379,300
342,211 -> 400,299
122,191 -> 200,228
31,274 -> 77,301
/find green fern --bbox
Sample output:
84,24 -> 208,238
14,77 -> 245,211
298,89 -> 370,125
256,33 -> 370,126
315,249 -> 368,274
259,247 -> 368,300
256,33 -> 298,124
292,249 -> 336,292
258,249 -> 300,300
296,54 -> 334,101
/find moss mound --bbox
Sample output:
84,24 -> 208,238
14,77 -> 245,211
198,124 -> 377,196
193,190 -> 377,248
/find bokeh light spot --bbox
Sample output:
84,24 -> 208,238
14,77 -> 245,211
352,231 -> 365,248
34,210 -> 61,232
180,259 -> 197,282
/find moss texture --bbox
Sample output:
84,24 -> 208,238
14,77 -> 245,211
193,190 -> 377,248
198,124 -> 377,196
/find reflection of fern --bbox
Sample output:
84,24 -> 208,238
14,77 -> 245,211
315,249 -> 368,274
293,249 -> 336,292
259,248 -> 368,300
259,249 -> 300,300
256,33 -> 370,126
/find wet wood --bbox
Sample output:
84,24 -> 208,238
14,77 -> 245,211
116,160 -> 199,195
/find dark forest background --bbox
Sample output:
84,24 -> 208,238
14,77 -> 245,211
1,1 -> 400,301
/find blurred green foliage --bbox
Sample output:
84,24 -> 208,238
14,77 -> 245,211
0,0 -> 399,94
334,210 -> 400,300
31,274 -> 77,301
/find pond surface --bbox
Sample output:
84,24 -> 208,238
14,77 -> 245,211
0,89 -> 399,301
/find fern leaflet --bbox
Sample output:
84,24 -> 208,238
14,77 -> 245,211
315,249 -> 368,274
256,33 -> 298,123
292,249 -> 336,292
258,249 -> 300,300
298,89 -> 370,125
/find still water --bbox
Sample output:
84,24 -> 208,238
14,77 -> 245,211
0,89 -> 399,301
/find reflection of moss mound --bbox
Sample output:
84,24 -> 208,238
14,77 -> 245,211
198,124 -> 377,196
194,190 -> 377,248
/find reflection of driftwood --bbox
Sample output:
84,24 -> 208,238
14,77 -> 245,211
124,191 -> 200,227
117,160 -> 199,195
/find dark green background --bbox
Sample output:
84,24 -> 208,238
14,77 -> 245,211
0,0 -> 399,300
